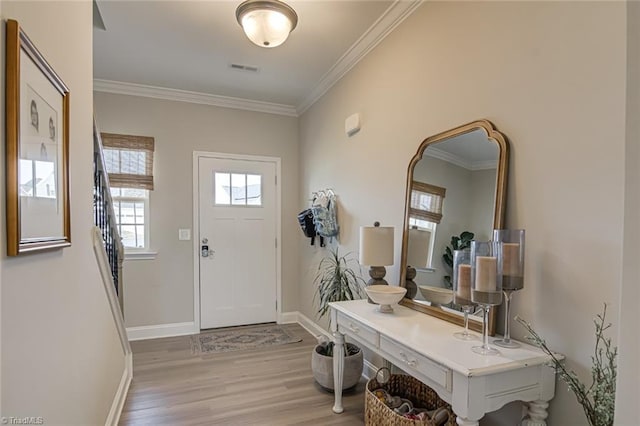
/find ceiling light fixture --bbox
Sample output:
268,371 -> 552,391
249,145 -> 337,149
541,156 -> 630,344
236,0 -> 298,48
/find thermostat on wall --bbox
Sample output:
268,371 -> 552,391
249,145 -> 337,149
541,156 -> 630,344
345,113 -> 361,137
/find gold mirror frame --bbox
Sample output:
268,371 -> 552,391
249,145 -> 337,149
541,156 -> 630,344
399,119 -> 509,335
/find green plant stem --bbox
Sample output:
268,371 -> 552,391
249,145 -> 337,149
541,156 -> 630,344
515,304 -> 616,426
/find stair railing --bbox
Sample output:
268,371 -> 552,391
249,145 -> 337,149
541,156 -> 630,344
93,119 -> 125,310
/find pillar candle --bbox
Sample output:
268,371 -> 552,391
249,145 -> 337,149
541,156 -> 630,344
456,264 -> 472,299
502,243 -> 521,276
475,256 -> 497,292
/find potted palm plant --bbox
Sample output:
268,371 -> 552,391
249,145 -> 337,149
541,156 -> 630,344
311,247 -> 365,391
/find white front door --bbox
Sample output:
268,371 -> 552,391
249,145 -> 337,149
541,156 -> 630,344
198,156 -> 277,329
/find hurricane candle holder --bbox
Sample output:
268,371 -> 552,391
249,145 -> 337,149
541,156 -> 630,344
470,240 -> 503,356
492,229 -> 525,349
452,249 -> 477,340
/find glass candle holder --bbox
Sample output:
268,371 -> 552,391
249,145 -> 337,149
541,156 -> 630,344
452,249 -> 476,340
493,229 -> 525,349
470,240 -> 502,356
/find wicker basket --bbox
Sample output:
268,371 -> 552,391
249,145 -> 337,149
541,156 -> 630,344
365,374 -> 456,426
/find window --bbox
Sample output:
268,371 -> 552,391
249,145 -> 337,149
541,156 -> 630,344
408,180 -> 445,270
19,159 -> 56,198
101,133 -> 155,251
214,172 -> 262,206
110,188 -> 148,249
409,181 -> 446,224
408,218 -> 437,269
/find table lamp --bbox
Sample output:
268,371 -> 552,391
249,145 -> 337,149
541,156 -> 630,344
359,222 -> 394,295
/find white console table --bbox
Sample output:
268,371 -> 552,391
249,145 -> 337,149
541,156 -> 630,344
330,300 -> 558,425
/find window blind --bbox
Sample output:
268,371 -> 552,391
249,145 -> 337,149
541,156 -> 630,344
409,181 -> 446,224
101,133 -> 155,190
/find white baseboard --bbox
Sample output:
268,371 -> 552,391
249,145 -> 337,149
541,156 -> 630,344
105,353 -> 132,426
296,312 -> 331,341
126,321 -> 197,341
363,359 -> 380,381
290,313 -> 377,383
278,311 -> 299,324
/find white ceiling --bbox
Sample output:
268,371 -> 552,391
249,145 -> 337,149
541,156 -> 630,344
93,1 -> 420,114
425,129 -> 499,170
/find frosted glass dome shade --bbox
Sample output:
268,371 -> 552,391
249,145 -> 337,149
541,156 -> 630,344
236,0 -> 298,48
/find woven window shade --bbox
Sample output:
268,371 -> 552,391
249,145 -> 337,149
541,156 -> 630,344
101,133 -> 155,190
409,181 -> 446,224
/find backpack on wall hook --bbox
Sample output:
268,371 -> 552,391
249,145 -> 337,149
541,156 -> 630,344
297,208 -> 324,246
311,189 -> 339,241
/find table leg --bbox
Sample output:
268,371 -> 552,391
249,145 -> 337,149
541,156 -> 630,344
456,417 -> 479,425
332,331 -> 345,414
522,400 -> 549,426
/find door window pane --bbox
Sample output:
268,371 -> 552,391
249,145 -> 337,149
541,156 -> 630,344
215,172 -> 231,205
214,172 -> 262,206
231,173 -> 246,205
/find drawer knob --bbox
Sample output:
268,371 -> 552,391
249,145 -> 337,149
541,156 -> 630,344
349,323 -> 360,333
399,352 -> 417,368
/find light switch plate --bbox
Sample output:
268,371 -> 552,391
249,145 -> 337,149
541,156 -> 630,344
179,229 -> 191,241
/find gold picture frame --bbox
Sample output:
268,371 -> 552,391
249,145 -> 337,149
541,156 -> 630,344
5,19 -> 71,255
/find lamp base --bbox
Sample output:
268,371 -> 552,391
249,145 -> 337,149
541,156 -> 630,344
405,266 -> 417,299
367,266 -> 388,304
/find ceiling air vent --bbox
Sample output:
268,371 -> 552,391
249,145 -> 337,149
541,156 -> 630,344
230,63 -> 259,73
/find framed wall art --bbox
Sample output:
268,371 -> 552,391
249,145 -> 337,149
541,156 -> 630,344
5,19 -> 71,255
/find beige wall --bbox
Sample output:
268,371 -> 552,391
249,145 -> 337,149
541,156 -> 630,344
298,2 -> 626,424
94,92 -> 299,328
616,1 -> 640,423
0,2 -> 126,424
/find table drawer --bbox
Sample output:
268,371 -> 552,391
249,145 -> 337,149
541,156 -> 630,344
380,335 -> 452,391
336,313 -> 379,348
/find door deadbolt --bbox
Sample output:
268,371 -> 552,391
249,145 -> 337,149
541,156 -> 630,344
201,238 -> 210,258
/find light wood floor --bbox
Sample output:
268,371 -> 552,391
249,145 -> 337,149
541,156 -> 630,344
119,323 -> 366,425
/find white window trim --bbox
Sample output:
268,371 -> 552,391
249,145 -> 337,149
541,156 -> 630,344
408,217 -> 438,271
124,251 -> 157,261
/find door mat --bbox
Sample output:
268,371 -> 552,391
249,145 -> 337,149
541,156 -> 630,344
191,323 -> 302,355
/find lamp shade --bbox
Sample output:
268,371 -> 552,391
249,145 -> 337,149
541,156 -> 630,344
406,228 -> 431,269
359,225 -> 394,266
236,0 -> 298,48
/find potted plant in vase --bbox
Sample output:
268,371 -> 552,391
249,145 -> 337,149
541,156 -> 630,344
442,231 -> 474,288
311,247 -> 366,391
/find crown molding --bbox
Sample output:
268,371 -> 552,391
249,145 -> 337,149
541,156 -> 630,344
94,0 -> 422,118
425,147 -> 497,171
93,79 -> 298,117
471,159 -> 499,171
425,147 -> 472,170
296,0 -> 424,115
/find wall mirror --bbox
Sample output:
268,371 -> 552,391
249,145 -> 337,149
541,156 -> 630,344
399,120 -> 509,335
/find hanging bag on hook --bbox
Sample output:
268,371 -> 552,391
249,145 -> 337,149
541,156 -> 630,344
312,194 -> 339,239
297,208 -> 324,246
